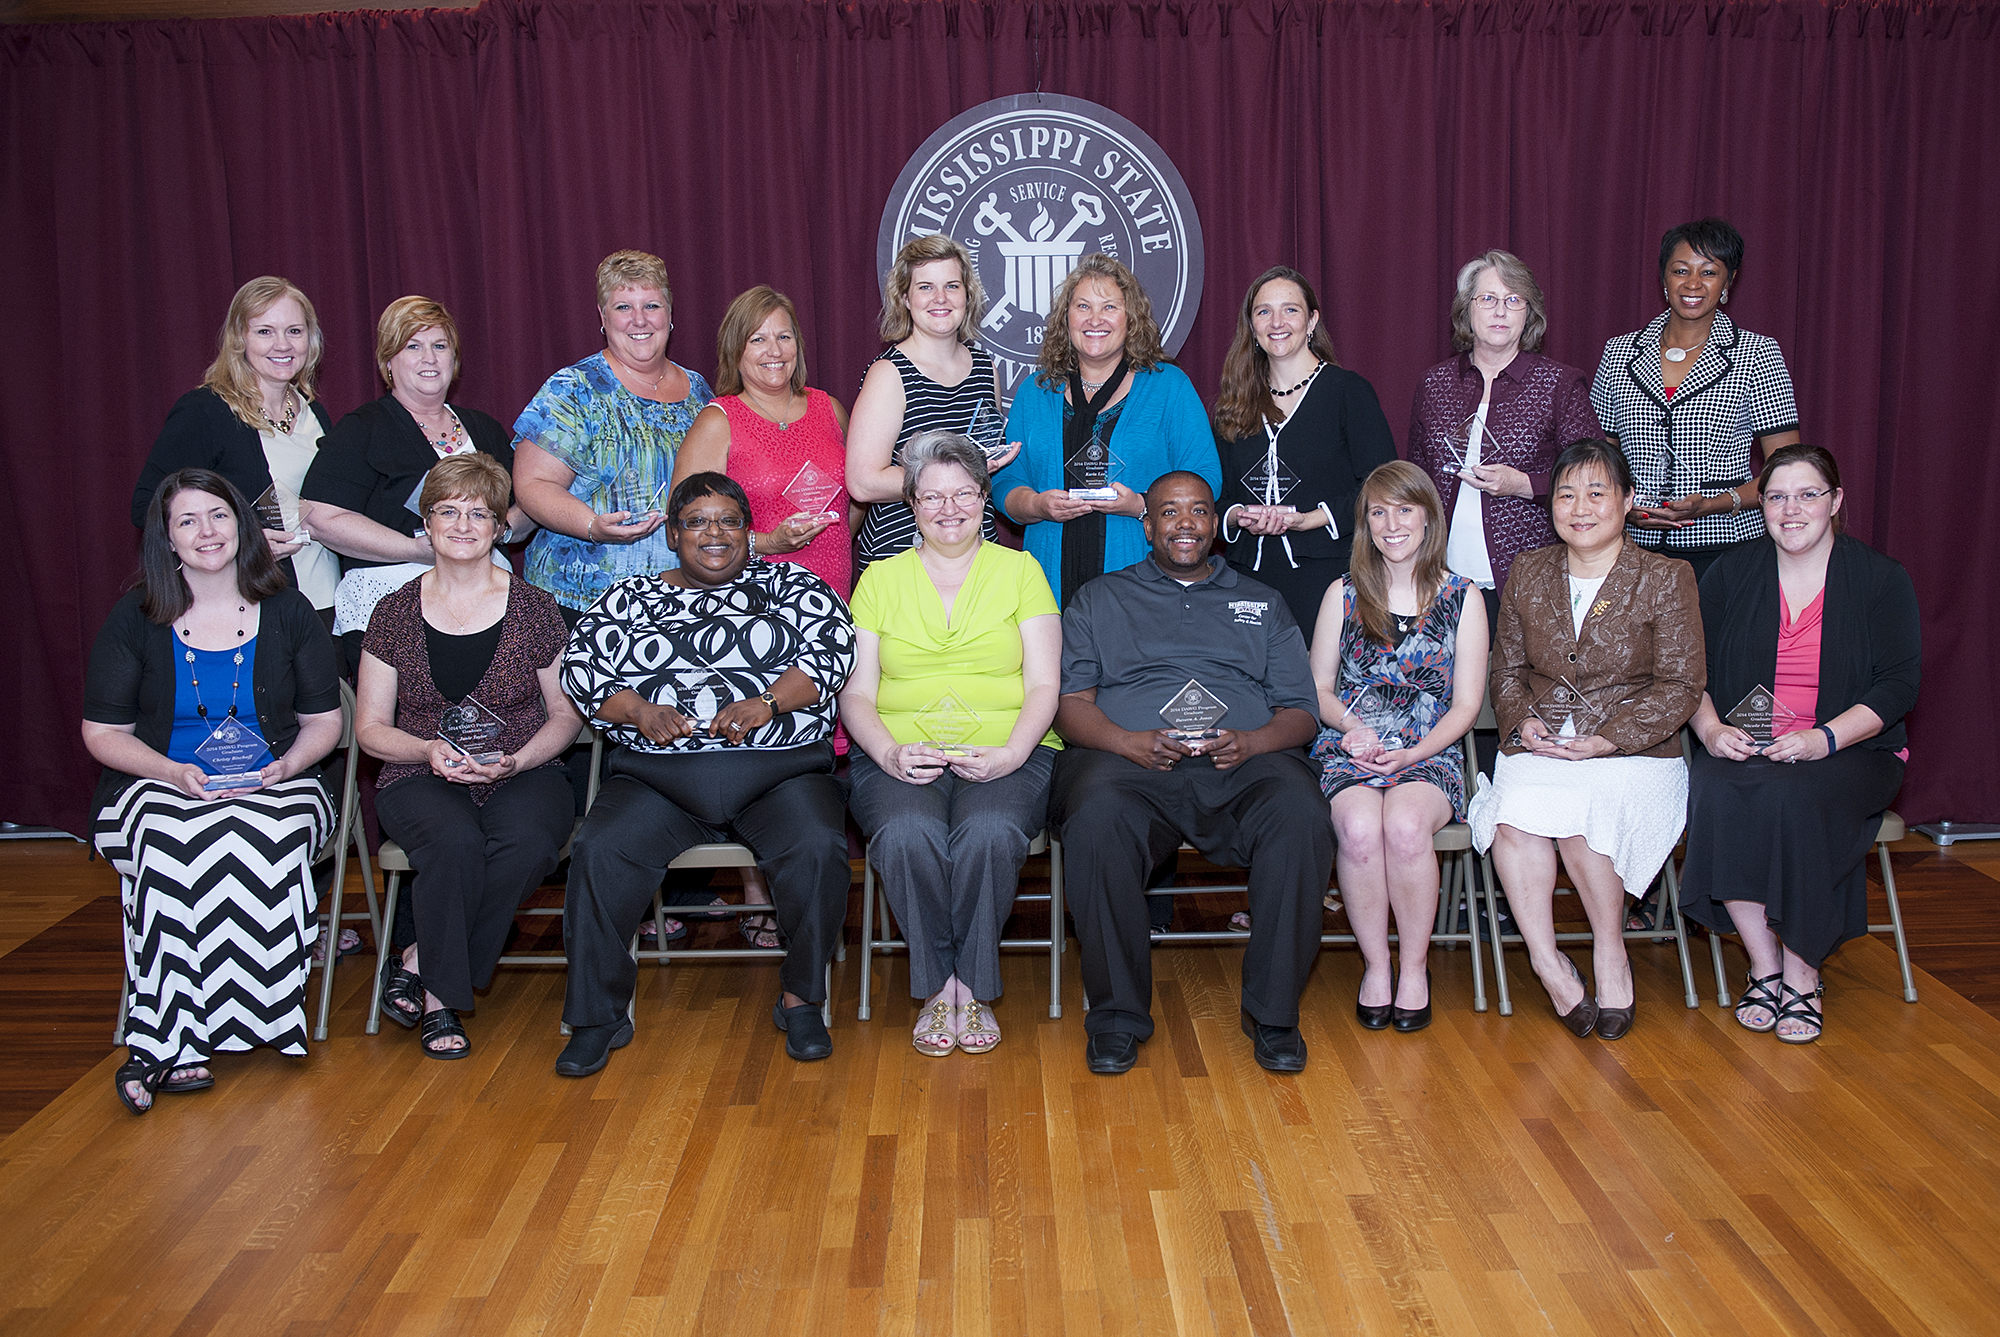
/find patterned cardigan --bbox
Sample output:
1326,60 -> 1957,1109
1490,542 -> 1705,759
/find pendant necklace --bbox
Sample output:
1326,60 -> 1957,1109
261,390 -> 299,434
1664,345 -> 1692,363
181,605 -> 249,723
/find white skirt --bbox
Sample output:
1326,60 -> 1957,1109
1468,751 -> 1687,896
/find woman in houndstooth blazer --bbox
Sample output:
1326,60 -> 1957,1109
1591,218 -> 1801,583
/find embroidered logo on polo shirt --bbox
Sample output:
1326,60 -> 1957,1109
1228,600 -> 1268,625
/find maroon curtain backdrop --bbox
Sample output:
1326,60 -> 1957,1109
4,0 -> 1995,834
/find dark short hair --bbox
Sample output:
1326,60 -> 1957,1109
139,468 -> 289,624
1659,217 -> 1745,283
1759,443 -> 1846,534
665,471 -> 751,527
1143,471 -> 1215,507
1550,439 -> 1635,497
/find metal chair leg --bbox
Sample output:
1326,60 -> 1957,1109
1878,840 -> 1918,1003
1481,851 -> 1513,1016
1048,835 -> 1064,1019
857,854 -> 876,1021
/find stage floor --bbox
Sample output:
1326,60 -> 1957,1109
2,839 -> 1996,1334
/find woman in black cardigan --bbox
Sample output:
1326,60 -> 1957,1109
131,277 -> 340,612
85,469 -> 342,1113
1679,445 -> 1920,1044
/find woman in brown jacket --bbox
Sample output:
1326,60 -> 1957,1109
1468,441 -> 1705,1040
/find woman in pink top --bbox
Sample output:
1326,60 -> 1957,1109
672,286 -> 856,945
1679,446 -> 1920,1044
675,286 -> 855,598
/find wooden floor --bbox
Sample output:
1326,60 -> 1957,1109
3,835 -> 1999,1334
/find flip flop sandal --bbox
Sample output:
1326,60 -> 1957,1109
159,1066 -> 215,1093
912,998 -> 957,1057
309,927 -> 366,966
379,960 -> 425,1030
636,917 -> 689,944
739,914 -> 782,950
420,1006 -> 471,1060
1733,971 -> 1784,1033
1774,981 -> 1825,1045
1228,911 -> 1253,933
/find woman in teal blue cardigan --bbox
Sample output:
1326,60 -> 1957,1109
995,255 -> 1219,604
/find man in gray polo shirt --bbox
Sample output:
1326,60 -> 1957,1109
1053,472 -> 1334,1075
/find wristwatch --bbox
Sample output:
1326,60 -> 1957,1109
758,690 -> 780,713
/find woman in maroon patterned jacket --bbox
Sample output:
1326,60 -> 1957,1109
1406,251 -> 1601,630
354,453 -> 582,1059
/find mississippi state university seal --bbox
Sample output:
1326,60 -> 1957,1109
877,93 -> 1204,404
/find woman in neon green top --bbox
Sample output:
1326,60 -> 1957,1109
842,432 -> 1062,1058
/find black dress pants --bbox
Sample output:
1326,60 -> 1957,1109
375,767 -> 574,1011
1051,747 -> 1334,1039
562,741 -> 848,1027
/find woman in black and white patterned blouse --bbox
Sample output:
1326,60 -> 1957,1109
554,472 -> 855,1077
1591,218 -> 1801,583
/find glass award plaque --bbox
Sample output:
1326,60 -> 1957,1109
604,466 -> 664,522
1065,439 -> 1123,501
196,716 -> 272,791
253,484 -> 307,542
1449,411 -> 1504,479
965,401 -> 1009,462
782,459 -> 843,519
1633,445 -> 1677,512
1348,683 -> 1419,752
913,691 -> 982,756
672,664 -> 727,727
1240,455 -> 1300,507
1531,676 -> 1606,740
1159,679 -> 1229,739
1725,685 -> 1800,750
437,696 -> 506,764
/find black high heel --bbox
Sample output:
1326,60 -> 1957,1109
1391,968 -> 1432,1033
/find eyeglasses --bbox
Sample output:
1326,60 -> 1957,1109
1472,293 -> 1526,311
1761,489 -> 1833,507
916,487 -> 983,513
428,505 -> 496,525
676,514 -> 745,532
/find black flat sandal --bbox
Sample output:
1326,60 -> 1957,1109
379,960 -> 424,1030
1734,972 -> 1784,1033
1775,980 -> 1825,1045
115,1056 -> 170,1115
158,1065 -> 215,1093
420,1006 -> 471,1060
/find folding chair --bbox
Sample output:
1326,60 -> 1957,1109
856,831 -> 1065,1021
1706,809 -> 1916,1006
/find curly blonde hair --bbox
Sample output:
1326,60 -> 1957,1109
1034,254 -> 1166,387
880,234 -> 986,343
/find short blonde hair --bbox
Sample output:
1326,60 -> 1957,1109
595,250 -> 673,309
713,286 -> 808,398
879,234 -> 986,343
374,296 -> 461,389
201,277 -> 323,429
1035,254 -> 1165,386
418,452 -> 512,520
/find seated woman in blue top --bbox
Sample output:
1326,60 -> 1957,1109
995,254 -> 1219,605
84,469 -> 343,1114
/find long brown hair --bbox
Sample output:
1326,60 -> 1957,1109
200,277 -> 323,431
1346,462 -> 1448,647
1212,266 -> 1340,440
1034,254 -> 1166,387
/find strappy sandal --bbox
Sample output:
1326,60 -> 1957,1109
115,1056 -> 170,1115
956,1000 -> 1002,1054
1775,980 -> 1825,1045
159,1065 -> 215,1093
1734,971 -> 1784,1033
739,913 -> 781,950
379,960 -> 424,1030
912,998 -> 957,1057
420,1006 -> 471,1060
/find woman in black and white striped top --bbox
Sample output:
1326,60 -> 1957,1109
847,234 -> 1021,573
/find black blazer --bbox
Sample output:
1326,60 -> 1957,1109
1697,534 -> 1920,755
82,587 -> 341,814
1216,365 -> 1397,568
301,394 -> 513,572
130,386 -> 336,526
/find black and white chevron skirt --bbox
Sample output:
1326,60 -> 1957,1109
94,777 -> 334,1063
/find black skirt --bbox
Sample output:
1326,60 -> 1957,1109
1679,746 -> 1905,969
1225,550 -> 1347,649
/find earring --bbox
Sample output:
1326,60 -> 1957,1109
600,326 -> 607,338
1721,289 -> 1730,304
1662,287 -> 1669,301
